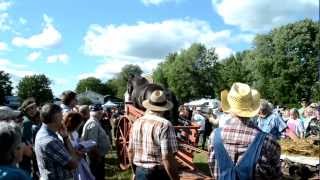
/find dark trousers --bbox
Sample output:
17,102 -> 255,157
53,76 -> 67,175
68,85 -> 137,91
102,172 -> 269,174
89,157 -> 105,180
19,154 -> 39,180
19,156 -> 32,175
201,132 -> 208,150
135,166 -> 170,180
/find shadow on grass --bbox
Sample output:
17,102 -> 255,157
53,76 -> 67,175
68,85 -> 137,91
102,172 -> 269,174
193,162 -> 211,176
105,150 -> 132,180
193,152 -> 211,176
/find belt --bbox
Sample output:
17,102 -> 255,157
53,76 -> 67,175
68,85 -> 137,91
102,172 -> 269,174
136,165 -> 165,171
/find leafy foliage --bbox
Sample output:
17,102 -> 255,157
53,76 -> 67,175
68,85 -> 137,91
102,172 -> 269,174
0,71 -> 13,105
215,51 -> 253,93
76,77 -> 104,94
17,74 -> 53,104
153,43 -> 220,102
250,19 -> 319,105
109,64 -> 143,98
78,96 -> 92,105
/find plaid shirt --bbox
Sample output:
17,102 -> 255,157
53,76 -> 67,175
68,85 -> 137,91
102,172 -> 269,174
208,117 -> 282,179
35,124 -> 73,180
128,110 -> 178,168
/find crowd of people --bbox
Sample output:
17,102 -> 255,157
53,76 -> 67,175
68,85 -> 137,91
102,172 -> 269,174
178,83 -> 320,179
0,90 -> 122,180
0,83 -> 319,180
179,93 -> 320,147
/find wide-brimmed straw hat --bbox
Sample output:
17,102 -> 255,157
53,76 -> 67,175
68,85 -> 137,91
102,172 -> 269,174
221,82 -> 260,118
142,90 -> 173,112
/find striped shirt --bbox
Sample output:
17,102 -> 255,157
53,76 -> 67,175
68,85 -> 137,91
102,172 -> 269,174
128,111 -> 178,168
208,116 -> 282,179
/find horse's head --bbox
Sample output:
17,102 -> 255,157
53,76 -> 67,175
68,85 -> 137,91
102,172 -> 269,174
127,74 -> 135,96
127,75 -> 149,96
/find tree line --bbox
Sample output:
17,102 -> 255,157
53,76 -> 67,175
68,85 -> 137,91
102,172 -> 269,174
0,19 -> 319,107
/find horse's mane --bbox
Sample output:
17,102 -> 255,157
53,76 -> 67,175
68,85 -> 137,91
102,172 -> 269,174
127,75 -> 179,124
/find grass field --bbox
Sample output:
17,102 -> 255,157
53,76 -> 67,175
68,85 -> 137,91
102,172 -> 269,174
104,149 -> 210,180
105,150 -> 132,180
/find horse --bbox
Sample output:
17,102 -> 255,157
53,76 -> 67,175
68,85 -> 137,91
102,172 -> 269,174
127,75 -> 179,125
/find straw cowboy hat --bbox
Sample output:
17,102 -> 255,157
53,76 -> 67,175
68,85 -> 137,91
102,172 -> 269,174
221,82 -> 260,117
142,90 -> 173,112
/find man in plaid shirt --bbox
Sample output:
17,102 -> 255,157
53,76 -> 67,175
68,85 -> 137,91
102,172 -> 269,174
128,90 -> 179,180
208,83 -> 282,179
35,103 -> 79,180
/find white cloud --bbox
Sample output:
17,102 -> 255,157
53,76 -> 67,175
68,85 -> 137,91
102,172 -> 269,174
215,47 -> 234,60
78,58 -> 162,80
47,54 -> 69,64
83,19 -> 242,60
19,17 -> 27,25
141,0 -> 179,6
52,77 -> 69,85
0,41 -> 8,51
27,51 -> 41,62
0,0 -> 11,31
0,0 -> 11,11
212,0 -> 319,32
12,14 -> 62,49
0,58 -> 34,77
82,18 -> 251,79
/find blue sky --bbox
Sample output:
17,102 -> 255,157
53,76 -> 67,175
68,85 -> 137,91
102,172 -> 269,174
0,0 -> 318,96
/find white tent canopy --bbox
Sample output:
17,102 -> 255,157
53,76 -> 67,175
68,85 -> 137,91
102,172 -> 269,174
184,98 -> 220,109
103,100 -> 117,107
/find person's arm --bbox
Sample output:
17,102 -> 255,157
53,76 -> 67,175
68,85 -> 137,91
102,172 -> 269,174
46,140 -> 79,170
256,136 -> 282,179
81,123 -> 101,161
58,127 -> 80,169
160,124 -> 179,180
162,153 -> 179,180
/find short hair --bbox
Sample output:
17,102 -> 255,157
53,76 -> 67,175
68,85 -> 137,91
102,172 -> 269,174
79,105 -> 89,114
40,103 -> 62,124
0,121 -> 22,164
61,91 -> 77,106
63,112 -> 82,132
290,108 -> 299,117
260,99 -> 273,115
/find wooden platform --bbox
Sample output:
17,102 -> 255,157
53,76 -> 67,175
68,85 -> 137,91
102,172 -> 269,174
179,169 -> 212,180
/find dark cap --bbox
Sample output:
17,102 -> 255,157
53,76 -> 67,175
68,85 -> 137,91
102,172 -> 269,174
89,104 -> 103,112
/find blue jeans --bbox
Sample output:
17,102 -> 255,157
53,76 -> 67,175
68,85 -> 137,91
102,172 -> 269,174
135,166 -> 170,180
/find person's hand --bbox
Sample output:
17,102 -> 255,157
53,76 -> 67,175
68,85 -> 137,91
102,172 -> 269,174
23,144 -> 33,157
75,149 -> 85,158
58,124 -> 68,138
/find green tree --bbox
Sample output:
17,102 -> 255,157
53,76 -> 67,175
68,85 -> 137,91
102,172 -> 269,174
78,96 -> 92,105
76,77 -> 105,94
216,51 -> 253,92
104,79 -> 117,96
17,74 -> 53,104
0,71 -> 13,105
160,43 -> 219,102
153,53 -> 177,88
251,19 -> 319,106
